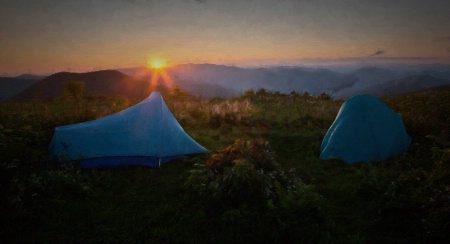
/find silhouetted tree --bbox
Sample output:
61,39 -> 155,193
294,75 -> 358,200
62,81 -> 85,101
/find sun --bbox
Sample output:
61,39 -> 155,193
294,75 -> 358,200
151,60 -> 162,69
148,58 -> 167,70
145,57 -> 173,91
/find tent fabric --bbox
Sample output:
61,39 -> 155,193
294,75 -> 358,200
320,95 -> 411,164
49,91 -> 208,168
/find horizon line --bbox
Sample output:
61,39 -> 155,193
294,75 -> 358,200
2,56 -> 450,77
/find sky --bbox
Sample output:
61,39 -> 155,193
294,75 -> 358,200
1,0 -> 450,75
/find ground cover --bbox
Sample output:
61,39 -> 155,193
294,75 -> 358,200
1,88 -> 449,242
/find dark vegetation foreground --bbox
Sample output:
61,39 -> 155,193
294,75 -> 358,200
1,86 -> 449,243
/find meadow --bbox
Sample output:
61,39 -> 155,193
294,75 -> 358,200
1,85 -> 449,242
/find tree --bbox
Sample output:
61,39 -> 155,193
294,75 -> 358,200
318,92 -> 332,100
62,81 -> 85,101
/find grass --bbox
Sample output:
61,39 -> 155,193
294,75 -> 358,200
1,88 -> 449,242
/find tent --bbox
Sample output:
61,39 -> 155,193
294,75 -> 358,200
49,91 -> 208,168
320,95 -> 411,164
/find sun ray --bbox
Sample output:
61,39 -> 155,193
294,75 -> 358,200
159,69 -> 173,88
145,57 -> 173,94
147,58 -> 167,70
149,71 -> 159,90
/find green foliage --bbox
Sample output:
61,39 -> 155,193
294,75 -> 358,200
239,89 -> 342,132
385,90 -> 450,147
318,92 -> 333,100
183,139 -> 335,242
0,88 -> 449,242
187,139 -> 293,206
380,147 -> 450,242
62,81 -> 85,101
206,138 -> 278,172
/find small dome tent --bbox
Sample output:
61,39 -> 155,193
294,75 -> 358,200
320,95 -> 411,164
49,91 -> 208,168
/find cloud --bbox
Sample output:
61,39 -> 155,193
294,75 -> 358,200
285,56 -> 434,66
369,50 -> 384,57
368,56 -> 434,62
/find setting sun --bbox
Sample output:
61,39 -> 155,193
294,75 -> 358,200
148,58 -> 167,70
145,57 -> 173,91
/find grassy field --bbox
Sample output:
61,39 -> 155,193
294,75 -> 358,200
1,87 -> 449,242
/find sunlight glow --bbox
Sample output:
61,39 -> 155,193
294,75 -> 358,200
148,58 -> 167,70
152,60 -> 162,69
146,57 -> 173,93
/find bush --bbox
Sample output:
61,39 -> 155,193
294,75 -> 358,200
206,139 -> 278,173
61,81 -> 85,102
1,87 -> 449,242
183,139 -> 337,243
186,139 -> 294,207
318,92 -> 332,100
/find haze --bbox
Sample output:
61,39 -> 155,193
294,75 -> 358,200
1,0 -> 450,76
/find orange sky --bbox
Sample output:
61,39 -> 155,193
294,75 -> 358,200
1,0 -> 450,75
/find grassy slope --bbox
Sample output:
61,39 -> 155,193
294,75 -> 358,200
1,89 -> 449,242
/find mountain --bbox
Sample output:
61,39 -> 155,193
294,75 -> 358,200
0,76 -> 41,101
387,63 -> 450,73
118,64 -> 450,99
348,66 -> 400,87
13,70 -> 150,101
354,74 -> 450,97
332,66 -> 401,98
168,64 -> 275,94
12,63 -> 450,101
102,67 -> 240,98
424,84 -> 450,92
171,78 -> 239,98
15,74 -> 46,80
165,64 -> 356,97
419,70 -> 450,80
263,66 -> 356,94
116,67 -> 149,77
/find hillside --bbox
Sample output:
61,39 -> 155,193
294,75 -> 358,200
0,77 -> 41,101
8,64 -> 450,101
15,74 -> 45,80
355,74 -> 450,97
13,70 -> 150,100
165,64 -> 356,96
1,88 -> 449,242
121,64 -> 450,99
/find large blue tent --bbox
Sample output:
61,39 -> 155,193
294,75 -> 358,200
320,95 -> 411,164
49,91 -> 208,168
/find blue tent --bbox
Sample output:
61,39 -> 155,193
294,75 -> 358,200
49,91 -> 208,168
320,95 -> 411,164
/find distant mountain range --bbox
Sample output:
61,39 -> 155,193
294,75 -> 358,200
0,75 -> 42,101
350,74 -> 450,97
120,63 -> 450,98
2,63 -> 450,101
12,70 -> 150,101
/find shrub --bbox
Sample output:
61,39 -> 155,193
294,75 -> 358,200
61,81 -> 85,102
182,138 -> 336,243
186,139 -> 295,208
206,138 -> 279,175
318,92 -> 332,100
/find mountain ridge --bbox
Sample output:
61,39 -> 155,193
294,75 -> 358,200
4,63 -> 450,101
0,77 -> 41,101
12,70 -> 150,101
